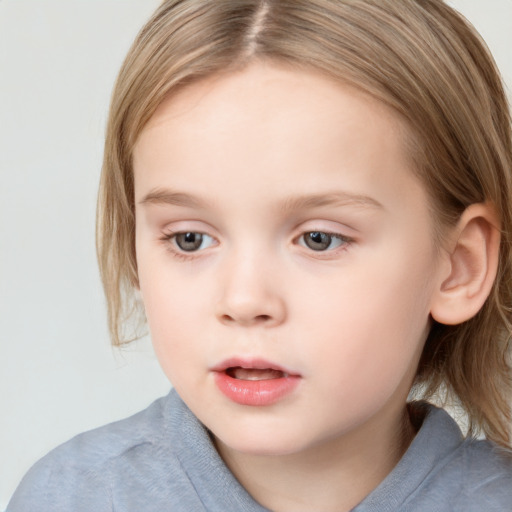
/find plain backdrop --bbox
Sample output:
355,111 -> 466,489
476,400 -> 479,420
0,0 -> 511,508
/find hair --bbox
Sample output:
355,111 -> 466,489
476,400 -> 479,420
96,0 -> 512,447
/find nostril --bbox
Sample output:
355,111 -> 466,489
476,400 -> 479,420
218,313 -> 272,325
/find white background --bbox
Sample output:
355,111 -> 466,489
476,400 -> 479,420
0,1 -> 511,508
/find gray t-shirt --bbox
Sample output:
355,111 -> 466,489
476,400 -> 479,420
7,389 -> 512,511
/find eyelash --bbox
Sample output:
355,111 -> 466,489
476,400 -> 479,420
296,231 -> 352,254
159,230 -> 353,261
159,231 -> 215,261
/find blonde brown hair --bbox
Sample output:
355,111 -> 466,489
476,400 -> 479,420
97,0 -> 512,446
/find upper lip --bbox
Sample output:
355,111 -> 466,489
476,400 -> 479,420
210,357 -> 301,377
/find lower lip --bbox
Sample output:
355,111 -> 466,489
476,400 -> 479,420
213,371 -> 300,406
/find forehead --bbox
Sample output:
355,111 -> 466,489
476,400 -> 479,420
133,62 -> 428,220
140,62 -> 406,152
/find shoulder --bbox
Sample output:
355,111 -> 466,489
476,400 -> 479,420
359,403 -> 512,512
408,405 -> 512,511
38,389 -> 171,470
446,438 -> 512,509
7,391 -> 177,512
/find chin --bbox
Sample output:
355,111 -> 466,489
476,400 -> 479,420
212,422 -> 313,457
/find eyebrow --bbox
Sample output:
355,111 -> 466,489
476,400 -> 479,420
139,188 -> 212,209
139,188 -> 383,212
279,191 -> 383,214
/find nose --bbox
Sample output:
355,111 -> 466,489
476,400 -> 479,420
215,252 -> 287,328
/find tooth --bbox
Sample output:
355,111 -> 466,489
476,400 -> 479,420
231,368 -> 283,380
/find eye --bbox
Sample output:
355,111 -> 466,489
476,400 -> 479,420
172,232 -> 215,252
298,231 -> 348,251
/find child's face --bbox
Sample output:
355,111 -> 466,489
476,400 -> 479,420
134,63 -> 445,456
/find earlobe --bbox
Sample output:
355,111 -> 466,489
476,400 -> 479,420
430,203 -> 500,326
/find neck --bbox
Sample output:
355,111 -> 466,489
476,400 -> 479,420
214,405 -> 416,512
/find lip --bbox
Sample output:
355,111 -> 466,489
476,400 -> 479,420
211,357 -> 301,406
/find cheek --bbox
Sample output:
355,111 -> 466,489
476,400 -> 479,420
296,249 -> 435,388
137,260 -> 210,378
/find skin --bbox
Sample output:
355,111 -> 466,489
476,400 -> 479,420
133,62 -> 451,511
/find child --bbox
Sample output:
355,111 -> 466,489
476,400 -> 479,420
8,0 -> 512,510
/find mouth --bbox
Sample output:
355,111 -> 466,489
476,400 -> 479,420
212,358 -> 298,379
212,358 -> 301,406
225,367 -> 288,381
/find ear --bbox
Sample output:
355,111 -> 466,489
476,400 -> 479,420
430,203 -> 500,325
